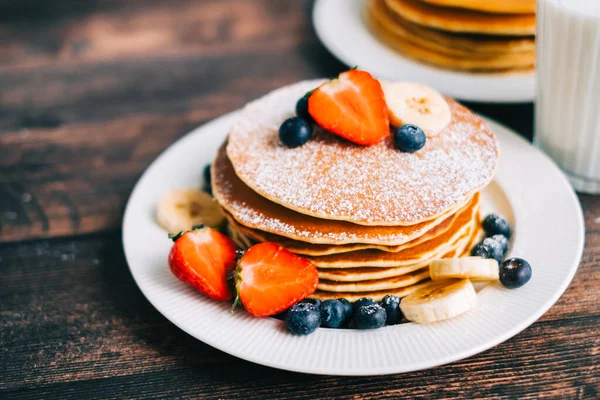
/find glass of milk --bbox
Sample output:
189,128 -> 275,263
534,0 -> 600,194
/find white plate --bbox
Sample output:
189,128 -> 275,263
312,0 -> 535,103
123,112 -> 583,376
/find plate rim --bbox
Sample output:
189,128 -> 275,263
122,111 -> 584,376
311,0 -> 536,103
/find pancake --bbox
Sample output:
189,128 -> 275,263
309,279 -> 438,302
315,211 -> 478,283
419,0 -> 535,14
316,225 -> 470,290
213,141 -> 471,245
309,216 -> 474,268
317,237 -> 465,282
317,267 -> 431,292
463,220 -> 483,255
225,193 -> 479,255
384,0 -> 536,36
226,221 -> 253,249
226,80 -> 498,226
369,18 -> 535,71
310,219 -> 481,301
368,0 -> 535,56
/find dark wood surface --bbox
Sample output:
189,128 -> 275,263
1,1 -> 598,399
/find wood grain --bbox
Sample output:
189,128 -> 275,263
0,2 -> 343,242
1,0 -> 599,399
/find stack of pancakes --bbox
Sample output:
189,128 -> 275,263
366,0 -> 536,72
212,80 -> 498,302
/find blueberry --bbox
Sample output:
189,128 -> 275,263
491,234 -> 509,254
273,309 -> 288,321
203,164 -> 211,184
482,238 -> 504,262
279,117 -> 313,148
482,214 -> 512,238
499,258 -> 532,289
295,92 -> 314,123
394,124 -> 426,153
471,241 -> 493,259
298,298 -> 321,311
285,303 -> 321,335
352,297 -> 376,314
380,295 -> 402,325
320,300 -> 346,328
354,304 -> 387,330
337,298 -> 353,323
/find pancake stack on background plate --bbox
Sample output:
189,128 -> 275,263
212,80 -> 499,302
366,0 -> 536,72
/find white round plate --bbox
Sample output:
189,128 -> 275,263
312,0 -> 535,103
123,112 -> 583,376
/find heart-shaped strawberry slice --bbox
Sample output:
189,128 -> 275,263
308,70 -> 390,145
235,243 -> 318,317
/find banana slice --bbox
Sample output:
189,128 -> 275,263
400,279 -> 477,324
156,188 -> 224,232
381,82 -> 451,137
430,257 -> 499,281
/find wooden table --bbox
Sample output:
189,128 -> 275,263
1,1 -> 598,398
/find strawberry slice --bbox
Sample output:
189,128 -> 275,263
168,226 -> 237,301
235,243 -> 319,317
308,69 -> 390,145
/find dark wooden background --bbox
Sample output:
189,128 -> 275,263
1,1 -> 599,398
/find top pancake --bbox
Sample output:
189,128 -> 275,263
226,80 -> 498,226
384,0 -> 536,36
213,141 -> 470,245
368,0 -> 535,54
419,0 -> 535,14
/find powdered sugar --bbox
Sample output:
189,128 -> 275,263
226,80 -> 498,226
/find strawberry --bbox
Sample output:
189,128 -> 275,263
308,69 -> 390,145
234,243 -> 319,317
168,226 -> 237,301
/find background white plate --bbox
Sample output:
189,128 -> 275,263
123,112 -> 583,376
312,0 -> 536,103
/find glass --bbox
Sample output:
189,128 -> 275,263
534,0 -> 600,194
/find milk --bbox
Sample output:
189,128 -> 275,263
535,0 -> 600,193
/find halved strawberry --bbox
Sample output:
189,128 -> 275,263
235,243 -> 319,317
168,226 -> 237,301
308,69 -> 390,145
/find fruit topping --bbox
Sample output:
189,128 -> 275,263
499,258 -> 532,289
285,303 -> 321,335
352,297 -> 377,315
482,214 -> 512,238
471,238 -> 504,263
295,91 -> 314,123
279,116 -> 313,148
337,298 -> 353,324
394,123 -> 426,153
168,226 -> 237,301
380,294 -> 402,325
482,238 -> 504,262
202,164 -> 212,195
491,234 -> 510,254
298,298 -> 322,311
354,304 -> 387,329
235,243 -> 318,317
157,188 -> 224,232
430,257 -> 499,281
400,279 -> 478,324
381,81 -> 451,137
308,70 -> 390,145
320,299 -> 346,328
